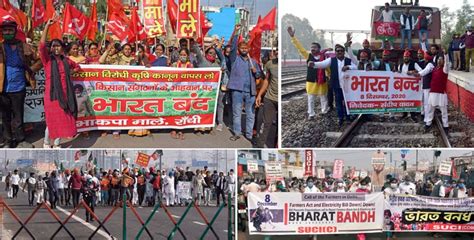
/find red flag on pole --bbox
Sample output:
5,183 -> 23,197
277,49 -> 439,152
107,12 -> 131,43
63,3 -> 90,40
167,0 -> 178,33
258,7 -> 276,31
86,1 -> 98,41
31,0 -> 45,29
130,7 -> 146,42
452,160 -> 458,179
0,7 -> 26,41
248,16 -> 263,64
45,0 -> 61,39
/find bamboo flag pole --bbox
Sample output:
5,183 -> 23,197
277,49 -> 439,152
101,0 -> 109,48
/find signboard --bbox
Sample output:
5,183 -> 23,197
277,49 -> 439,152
438,159 -> 452,176
342,71 -> 422,114
371,152 -> 385,167
177,0 -> 201,38
385,195 -> 474,232
143,0 -> 166,37
304,150 -> 314,176
415,172 -> 424,182
16,159 -> 34,167
247,160 -> 259,173
316,168 -> 325,179
265,162 -> 283,184
24,69 -> 46,123
248,192 -> 384,235
135,152 -> 151,167
176,181 -> 192,199
71,65 -> 221,131
332,159 -> 344,179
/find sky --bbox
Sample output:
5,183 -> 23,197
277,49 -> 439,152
203,0 -> 277,23
280,0 -> 468,43
263,149 -> 473,169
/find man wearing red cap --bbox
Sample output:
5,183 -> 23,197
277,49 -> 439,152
398,50 -> 423,122
0,20 -> 36,148
376,50 -> 396,71
412,52 -> 450,132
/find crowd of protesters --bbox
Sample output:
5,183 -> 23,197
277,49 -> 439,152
286,3 -> 473,133
239,169 -> 473,238
0,15 -> 278,148
3,165 -> 235,222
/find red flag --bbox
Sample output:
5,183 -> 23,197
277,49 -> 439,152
45,0 -> 61,39
2,0 -> 27,30
0,8 -> 25,41
167,0 -> 178,33
130,7 -> 146,42
197,9 -> 212,45
107,12 -> 130,43
63,3 -> 89,40
86,2 -> 98,41
107,0 -> 125,19
248,17 -> 263,64
31,0 -> 45,28
257,7 -> 276,31
452,160 -> 458,179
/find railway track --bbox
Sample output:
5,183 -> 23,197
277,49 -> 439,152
330,114 -> 453,147
282,66 -> 307,99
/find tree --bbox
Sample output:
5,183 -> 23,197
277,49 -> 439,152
282,14 -> 328,60
440,0 -> 473,48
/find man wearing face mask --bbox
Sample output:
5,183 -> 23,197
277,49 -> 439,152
430,175 -> 445,197
449,179 -> 468,198
333,179 -> 346,192
0,20 -> 36,148
399,175 -> 416,195
383,178 -> 400,196
460,26 -> 474,72
304,177 -> 320,193
227,24 -> 262,142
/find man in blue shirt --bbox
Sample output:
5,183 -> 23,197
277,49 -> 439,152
0,20 -> 35,148
227,24 -> 262,142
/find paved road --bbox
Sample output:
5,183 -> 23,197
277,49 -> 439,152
0,184 -> 234,239
4,114 -> 277,148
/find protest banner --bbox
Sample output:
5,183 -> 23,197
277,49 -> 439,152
332,159 -> 344,179
135,152 -> 151,167
71,65 -> 221,131
317,168 -> 325,179
304,150 -> 314,177
247,160 -> 259,173
265,162 -> 283,184
24,69 -> 46,123
142,0 -> 166,37
177,0 -> 201,38
385,195 -> 474,232
342,70 -> 422,114
177,181 -> 192,199
438,159 -> 452,176
247,192 -> 384,235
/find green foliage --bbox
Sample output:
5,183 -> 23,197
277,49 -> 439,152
441,0 -> 473,48
282,14 -> 328,60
